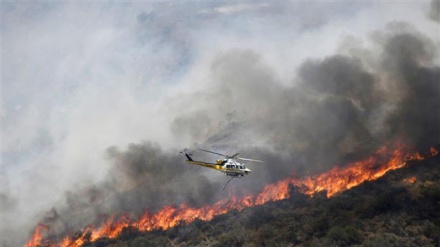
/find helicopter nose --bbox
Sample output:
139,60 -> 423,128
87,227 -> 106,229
245,169 -> 251,174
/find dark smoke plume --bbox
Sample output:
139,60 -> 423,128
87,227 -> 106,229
34,142 -> 224,238
382,32 -> 440,149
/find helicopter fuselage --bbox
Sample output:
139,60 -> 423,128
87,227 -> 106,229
180,149 -> 262,189
221,159 -> 252,176
181,152 -> 252,177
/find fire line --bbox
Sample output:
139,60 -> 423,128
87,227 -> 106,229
25,144 -> 438,247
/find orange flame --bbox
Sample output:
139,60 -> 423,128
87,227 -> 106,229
403,176 -> 417,183
24,224 -> 49,247
25,144 -> 438,247
291,145 -> 412,197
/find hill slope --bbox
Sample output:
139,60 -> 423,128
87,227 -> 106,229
80,156 -> 440,247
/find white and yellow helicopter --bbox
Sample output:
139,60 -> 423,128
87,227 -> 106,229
180,149 -> 263,189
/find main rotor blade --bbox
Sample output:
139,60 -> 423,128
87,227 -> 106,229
237,157 -> 264,163
231,153 -> 240,158
198,149 -> 262,162
198,148 -> 228,157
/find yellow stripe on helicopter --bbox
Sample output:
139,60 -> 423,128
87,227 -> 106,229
180,149 -> 263,189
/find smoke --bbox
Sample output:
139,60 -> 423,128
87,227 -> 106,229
428,0 -> 440,22
171,28 -> 439,180
29,142 -> 224,238
381,31 -> 440,149
2,2 -> 439,246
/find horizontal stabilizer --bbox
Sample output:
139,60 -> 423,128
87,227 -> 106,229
179,151 -> 194,161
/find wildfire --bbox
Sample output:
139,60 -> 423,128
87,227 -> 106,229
290,145 -> 424,197
25,144 -> 438,247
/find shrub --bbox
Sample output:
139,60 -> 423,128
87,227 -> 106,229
326,226 -> 363,247
129,237 -> 153,247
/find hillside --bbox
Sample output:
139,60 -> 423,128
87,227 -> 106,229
74,155 -> 440,247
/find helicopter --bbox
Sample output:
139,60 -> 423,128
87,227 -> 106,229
180,148 -> 263,189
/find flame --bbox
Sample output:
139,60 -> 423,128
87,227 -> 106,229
403,176 -> 417,183
24,224 -> 49,247
290,145 -> 417,197
25,144 -> 438,247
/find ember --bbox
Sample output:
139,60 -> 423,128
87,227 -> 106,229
403,177 -> 417,183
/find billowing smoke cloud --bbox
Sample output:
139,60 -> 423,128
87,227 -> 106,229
171,28 -> 439,176
2,2 -> 439,246
428,0 -> 440,22
381,32 -> 439,149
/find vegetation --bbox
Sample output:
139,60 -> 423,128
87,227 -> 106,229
84,156 -> 440,247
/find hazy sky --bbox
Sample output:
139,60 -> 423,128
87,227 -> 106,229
1,1 -> 439,246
